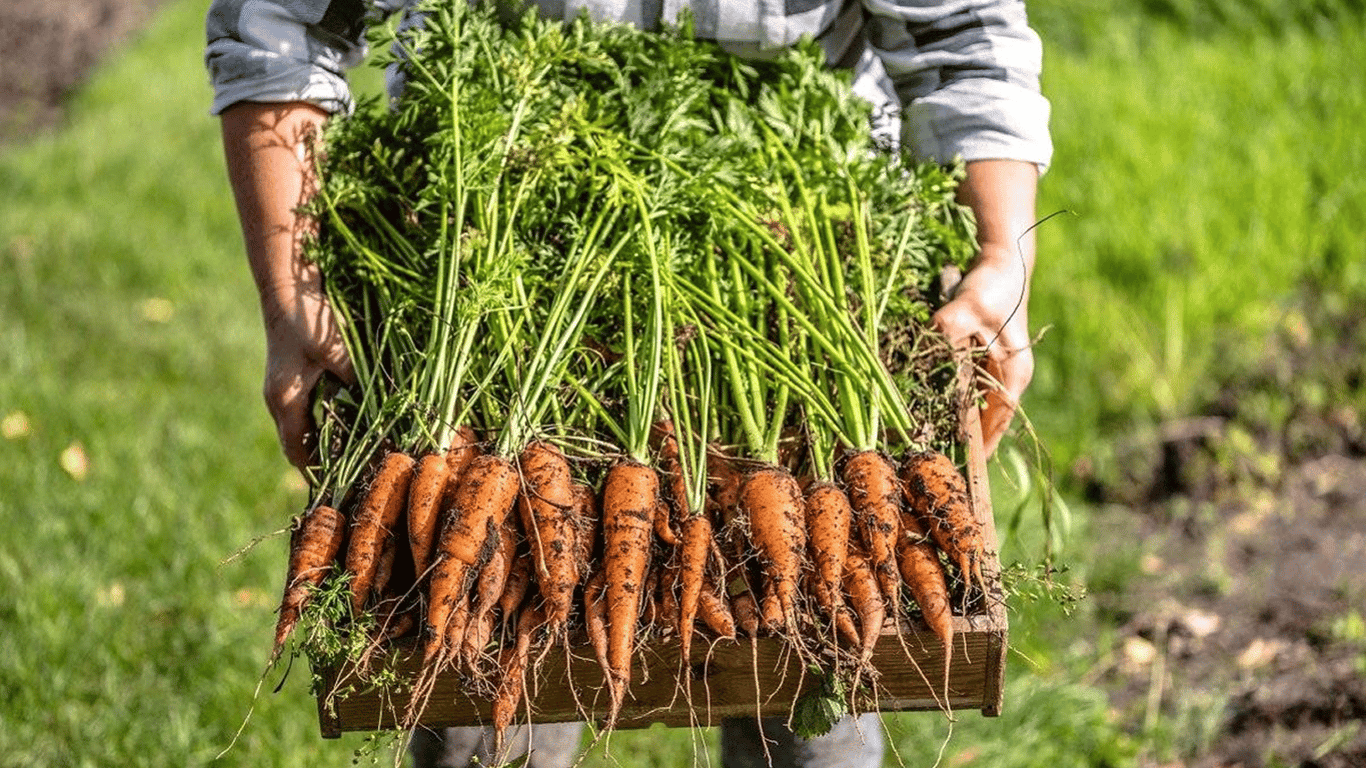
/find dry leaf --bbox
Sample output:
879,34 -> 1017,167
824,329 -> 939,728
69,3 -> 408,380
60,442 -> 90,481
2,411 -> 30,440
138,297 -> 175,323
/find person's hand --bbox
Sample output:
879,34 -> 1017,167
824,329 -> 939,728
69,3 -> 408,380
936,159 -> 1039,457
259,264 -> 355,471
933,244 -> 1033,457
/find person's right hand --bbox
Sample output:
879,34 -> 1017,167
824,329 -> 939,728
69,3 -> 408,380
259,264 -> 355,471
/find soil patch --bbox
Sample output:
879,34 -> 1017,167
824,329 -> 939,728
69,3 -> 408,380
1087,283 -> 1366,767
0,0 -> 164,143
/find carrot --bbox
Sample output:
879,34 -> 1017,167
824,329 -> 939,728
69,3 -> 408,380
641,563 -> 661,631
896,511 -> 954,661
273,504 -> 346,658
738,466 -> 807,632
599,459 -> 658,719
443,425 -> 481,484
345,451 -> 416,616
696,581 -> 737,641
572,482 -> 600,562
653,424 -> 684,547
517,441 -> 578,629
423,454 -> 520,665
498,544 -> 532,622
900,450 -> 986,592
376,603 -> 418,643
658,557 -> 681,635
843,551 -> 885,665
407,453 -> 451,580
492,604 -> 546,745
731,590 -> 761,638
833,604 -> 861,648
841,450 -> 902,603
463,515 -> 518,668
803,480 -> 852,627
676,511 -> 713,662
440,592 -> 472,666
583,569 -> 610,682
706,449 -> 743,526
759,587 -> 784,636
442,454 -> 521,566
370,532 -> 399,603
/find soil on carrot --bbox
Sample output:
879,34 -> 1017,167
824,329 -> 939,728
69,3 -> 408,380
0,0 -> 163,143
1078,283 -> 1366,767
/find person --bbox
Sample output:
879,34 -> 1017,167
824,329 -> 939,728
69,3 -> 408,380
206,2 -> 1052,766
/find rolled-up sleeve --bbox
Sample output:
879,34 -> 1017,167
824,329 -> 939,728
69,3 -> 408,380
205,0 -> 371,115
864,0 -> 1053,172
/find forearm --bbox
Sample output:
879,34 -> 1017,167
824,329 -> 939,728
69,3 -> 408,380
220,100 -> 353,469
220,101 -> 330,319
958,158 -> 1038,293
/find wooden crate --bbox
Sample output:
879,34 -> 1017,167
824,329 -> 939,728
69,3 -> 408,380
315,405 -> 1004,737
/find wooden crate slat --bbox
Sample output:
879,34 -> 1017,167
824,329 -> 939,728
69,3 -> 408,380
318,616 -> 1002,737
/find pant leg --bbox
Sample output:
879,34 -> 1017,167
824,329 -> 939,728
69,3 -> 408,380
719,714 -> 884,768
408,722 -> 586,768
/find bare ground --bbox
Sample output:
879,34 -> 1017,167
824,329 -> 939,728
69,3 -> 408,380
0,0 -> 163,142
1083,282 -> 1366,767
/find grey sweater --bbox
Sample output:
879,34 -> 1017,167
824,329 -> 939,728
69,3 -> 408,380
205,0 -> 1052,169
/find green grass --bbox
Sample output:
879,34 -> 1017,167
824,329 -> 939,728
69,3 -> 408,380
1,0 -> 1363,765
1027,4 -> 1366,483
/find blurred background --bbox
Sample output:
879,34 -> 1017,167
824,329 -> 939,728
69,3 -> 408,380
1,0 -> 1362,765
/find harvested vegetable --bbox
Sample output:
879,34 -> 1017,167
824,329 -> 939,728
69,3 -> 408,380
273,504 -> 347,658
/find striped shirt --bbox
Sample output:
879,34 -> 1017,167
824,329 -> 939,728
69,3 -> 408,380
205,0 -> 1052,169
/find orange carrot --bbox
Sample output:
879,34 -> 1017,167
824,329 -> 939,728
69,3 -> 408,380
370,532 -> 399,602
498,545 -> 532,622
583,569 -> 610,681
843,551 -> 885,665
841,451 -> 903,603
803,480 -> 852,626
900,450 -> 986,591
738,466 -> 807,632
492,604 -> 545,743
696,581 -> 737,641
653,423 -> 684,547
600,459 -> 658,719
439,592 -> 472,667
443,425 -> 481,484
676,512 -> 713,662
516,441 -> 579,629
273,504 -> 346,657
731,590 -> 760,638
345,451 -> 416,616
641,563 -> 661,631
706,449 -> 743,526
376,603 -> 418,643
423,454 -> 520,665
658,557 -> 681,635
441,454 -> 521,566
463,515 -> 518,668
407,453 -> 451,580
896,511 -> 954,658
759,587 -> 784,636
572,482 -> 600,562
